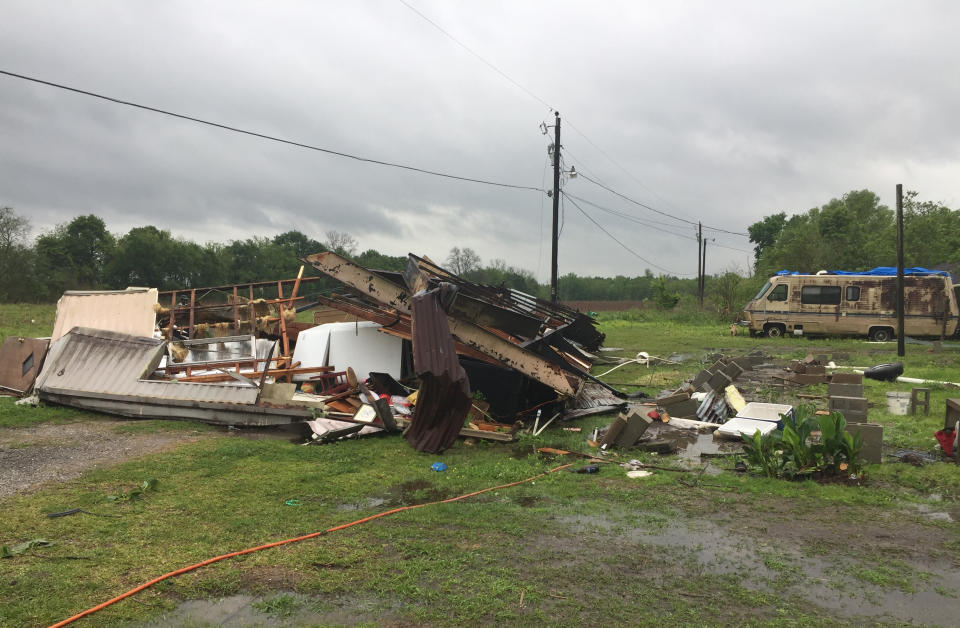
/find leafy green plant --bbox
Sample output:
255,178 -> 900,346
741,428 -> 782,477
741,406 -> 865,480
814,412 -> 864,476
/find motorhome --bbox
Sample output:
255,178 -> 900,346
742,268 -> 959,340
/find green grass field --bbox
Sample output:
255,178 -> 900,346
2,303 -> 959,627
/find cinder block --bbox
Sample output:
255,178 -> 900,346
721,362 -> 744,380
691,369 -> 712,389
710,359 -> 727,373
732,357 -> 753,372
601,415 -> 627,446
945,398 -> 960,431
615,409 -> 654,448
830,395 -> 868,422
806,364 -> 826,375
707,371 -> 733,392
663,399 -> 699,418
831,372 -> 862,385
830,396 -> 868,413
841,410 -> 867,423
656,391 -> 690,406
829,383 -> 863,398
845,422 -> 883,464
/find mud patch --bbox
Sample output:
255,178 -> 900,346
553,504 -> 960,626
140,592 -> 402,627
239,565 -> 304,592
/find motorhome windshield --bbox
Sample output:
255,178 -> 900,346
753,282 -> 772,300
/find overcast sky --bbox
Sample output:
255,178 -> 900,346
2,1 -> 958,281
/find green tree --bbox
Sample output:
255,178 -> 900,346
651,276 -> 679,310
35,214 -> 115,296
0,207 -> 36,302
752,190 -> 896,276
902,190 -> 960,267
747,211 -> 787,268
273,230 -> 325,259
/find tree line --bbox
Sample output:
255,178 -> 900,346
748,189 -> 960,277
5,187 -> 954,313
0,208 -> 712,307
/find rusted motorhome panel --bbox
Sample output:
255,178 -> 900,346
743,270 -> 958,339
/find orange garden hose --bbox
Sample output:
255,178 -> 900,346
49,463 -> 573,627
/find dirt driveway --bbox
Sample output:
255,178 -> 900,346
0,419 -> 217,498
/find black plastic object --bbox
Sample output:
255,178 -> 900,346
863,362 -> 904,382
572,463 -> 600,474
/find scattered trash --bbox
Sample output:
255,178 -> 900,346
572,463 -> 600,474
430,462 -> 448,472
284,499 -> 302,507
107,478 -> 158,502
1,539 -> 52,558
626,470 -> 653,479
891,450 -> 939,466
864,362 -> 904,382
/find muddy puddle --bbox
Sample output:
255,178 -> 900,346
559,512 -> 960,625
337,478 -> 452,511
140,592 -> 398,627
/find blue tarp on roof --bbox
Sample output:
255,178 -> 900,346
776,267 -> 949,278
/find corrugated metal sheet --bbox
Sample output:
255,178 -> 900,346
405,285 -> 472,453
51,288 -> 158,341
36,327 -> 259,405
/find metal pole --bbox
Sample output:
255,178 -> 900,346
550,112 -> 561,303
896,183 -> 905,357
701,239 -> 707,305
697,222 -> 703,308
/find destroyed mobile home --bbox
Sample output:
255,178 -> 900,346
5,253 -> 955,466
8,254 -> 628,453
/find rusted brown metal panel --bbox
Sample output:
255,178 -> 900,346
314,295 -> 498,365
405,285 -> 472,454
307,254 -> 580,396
303,252 -> 411,312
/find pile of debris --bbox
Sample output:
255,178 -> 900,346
2,254 -> 634,454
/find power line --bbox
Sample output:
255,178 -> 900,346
576,171 -> 749,237
563,192 -> 697,241
561,192 -> 689,276
396,0 -> 718,232
397,0 -> 554,113
0,68 -> 545,194
561,118 -> 686,213
563,186 -> 699,234
710,241 -> 753,254
577,171 -> 698,226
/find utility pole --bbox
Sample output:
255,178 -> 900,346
896,183 -> 905,357
701,238 -> 708,306
697,222 -> 703,308
550,112 -> 561,303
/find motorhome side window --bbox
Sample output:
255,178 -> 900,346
767,285 -> 787,301
846,286 -> 861,301
801,285 -> 841,305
